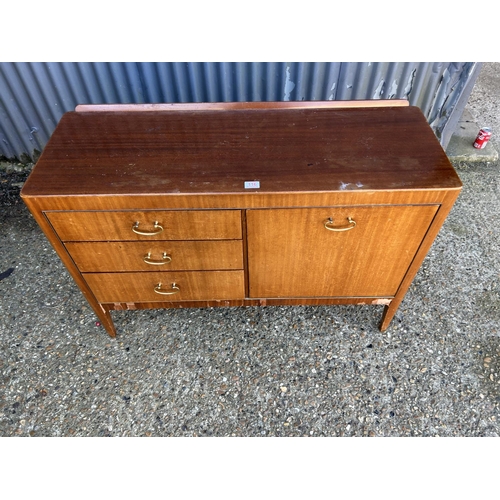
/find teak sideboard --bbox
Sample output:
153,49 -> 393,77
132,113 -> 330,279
20,101 -> 462,338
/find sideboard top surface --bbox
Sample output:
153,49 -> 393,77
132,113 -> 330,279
21,106 -> 462,198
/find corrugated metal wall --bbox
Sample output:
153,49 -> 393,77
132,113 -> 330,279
0,62 -> 481,162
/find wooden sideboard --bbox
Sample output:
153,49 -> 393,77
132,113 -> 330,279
20,101 -> 462,337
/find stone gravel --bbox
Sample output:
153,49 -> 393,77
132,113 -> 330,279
1,65 -> 499,437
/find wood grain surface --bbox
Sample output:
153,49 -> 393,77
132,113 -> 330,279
83,270 -> 245,303
21,106 -> 462,198
65,240 -> 243,272
45,209 -> 242,241
247,205 -> 439,297
74,99 -> 409,112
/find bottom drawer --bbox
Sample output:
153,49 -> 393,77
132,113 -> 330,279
84,271 -> 245,303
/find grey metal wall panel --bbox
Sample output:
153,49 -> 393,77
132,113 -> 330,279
0,62 -> 480,161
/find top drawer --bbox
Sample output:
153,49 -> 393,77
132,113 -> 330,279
45,210 -> 242,241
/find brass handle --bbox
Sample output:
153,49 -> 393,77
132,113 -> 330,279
143,252 -> 172,266
154,282 -> 180,295
132,221 -> 164,236
324,217 -> 356,231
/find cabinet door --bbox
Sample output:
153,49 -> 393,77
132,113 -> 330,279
247,205 -> 439,298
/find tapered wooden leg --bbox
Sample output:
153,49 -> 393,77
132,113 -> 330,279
95,305 -> 117,338
379,190 -> 462,332
379,301 -> 397,331
21,200 -> 118,338
76,297 -> 117,338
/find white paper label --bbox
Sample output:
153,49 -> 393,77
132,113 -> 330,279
244,181 -> 260,189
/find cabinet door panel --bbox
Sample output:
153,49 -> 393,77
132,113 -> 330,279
247,205 -> 439,298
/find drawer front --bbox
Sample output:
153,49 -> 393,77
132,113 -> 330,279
84,271 -> 245,303
46,210 -> 242,241
65,240 -> 244,272
247,205 -> 439,298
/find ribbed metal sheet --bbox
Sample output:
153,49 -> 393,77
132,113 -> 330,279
0,62 -> 481,161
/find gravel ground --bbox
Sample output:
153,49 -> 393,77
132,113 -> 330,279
1,64 -> 499,437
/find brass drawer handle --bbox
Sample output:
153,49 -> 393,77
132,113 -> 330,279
154,282 -> 180,295
132,221 -> 164,236
144,252 -> 172,265
324,217 -> 356,231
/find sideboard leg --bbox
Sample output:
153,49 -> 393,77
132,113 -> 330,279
379,301 -> 397,331
97,305 -> 117,338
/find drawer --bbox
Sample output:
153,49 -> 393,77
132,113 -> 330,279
65,240 -> 244,272
46,210 -> 242,241
83,271 -> 245,303
247,205 -> 440,298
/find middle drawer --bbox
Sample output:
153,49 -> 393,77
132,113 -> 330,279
65,240 -> 243,272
